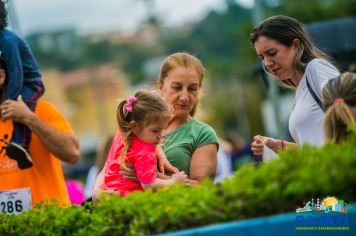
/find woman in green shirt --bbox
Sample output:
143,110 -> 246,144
92,53 -> 218,200
157,52 -> 218,185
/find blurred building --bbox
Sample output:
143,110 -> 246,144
26,29 -> 80,56
42,64 -> 129,160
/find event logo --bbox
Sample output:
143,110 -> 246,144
295,197 -> 350,231
0,134 -> 9,157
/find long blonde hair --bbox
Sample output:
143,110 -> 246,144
157,52 -> 205,116
323,72 -> 356,143
116,90 -> 170,169
250,15 -> 334,89
96,135 -> 114,171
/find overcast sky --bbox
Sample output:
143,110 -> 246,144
10,0 -> 253,36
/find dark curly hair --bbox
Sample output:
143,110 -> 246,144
0,0 -> 8,29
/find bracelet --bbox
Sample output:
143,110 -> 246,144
280,139 -> 285,150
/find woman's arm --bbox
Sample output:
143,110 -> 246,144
251,135 -> 298,156
92,169 -> 105,202
189,144 -> 217,183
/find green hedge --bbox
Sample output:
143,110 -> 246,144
1,132 -> 355,236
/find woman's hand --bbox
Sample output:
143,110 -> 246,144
157,172 -> 170,180
251,135 -> 280,157
171,171 -> 189,185
156,145 -> 178,174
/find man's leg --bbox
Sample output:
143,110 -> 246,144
6,101 -> 34,169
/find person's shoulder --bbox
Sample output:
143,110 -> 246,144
305,58 -> 340,95
129,141 -> 155,163
191,119 -> 217,134
36,100 -> 60,111
131,136 -> 155,153
306,58 -> 338,72
34,100 -> 73,132
35,100 -> 65,119
191,119 -> 214,129
0,29 -> 21,42
305,58 -> 339,81
190,119 -> 218,148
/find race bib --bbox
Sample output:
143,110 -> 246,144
0,188 -> 32,215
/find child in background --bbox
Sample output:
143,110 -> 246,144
322,72 -> 356,143
104,90 -> 187,197
66,179 -> 85,205
0,1 -> 44,169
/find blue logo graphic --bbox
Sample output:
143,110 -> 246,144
295,197 -> 350,231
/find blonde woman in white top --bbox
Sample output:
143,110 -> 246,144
249,15 -> 339,156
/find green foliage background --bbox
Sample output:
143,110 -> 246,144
1,131 -> 355,235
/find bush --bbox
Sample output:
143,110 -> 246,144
1,133 -> 355,235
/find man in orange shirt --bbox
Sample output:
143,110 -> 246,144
0,57 -> 79,214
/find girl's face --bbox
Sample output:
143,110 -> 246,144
254,36 -> 300,82
159,66 -> 200,119
133,120 -> 167,145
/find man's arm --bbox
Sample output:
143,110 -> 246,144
1,96 -> 79,164
25,113 -> 79,164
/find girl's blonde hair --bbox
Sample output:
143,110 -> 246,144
96,135 -> 114,171
157,52 -> 205,116
116,90 -> 170,169
323,72 -> 356,143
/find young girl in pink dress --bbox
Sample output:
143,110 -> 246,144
104,90 -> 187,197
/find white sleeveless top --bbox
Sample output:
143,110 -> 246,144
289,59 -> 339,146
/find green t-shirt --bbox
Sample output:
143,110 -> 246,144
162,119 -> 218,177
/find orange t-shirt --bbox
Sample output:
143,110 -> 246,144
0,100 -> 72,206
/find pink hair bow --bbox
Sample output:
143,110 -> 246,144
333,98 -> 344,104
123,96 -> 137,113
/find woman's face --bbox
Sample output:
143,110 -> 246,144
160,66 -> 200,119
254,36 -> 299,82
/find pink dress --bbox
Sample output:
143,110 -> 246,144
104,131 -> 157,197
